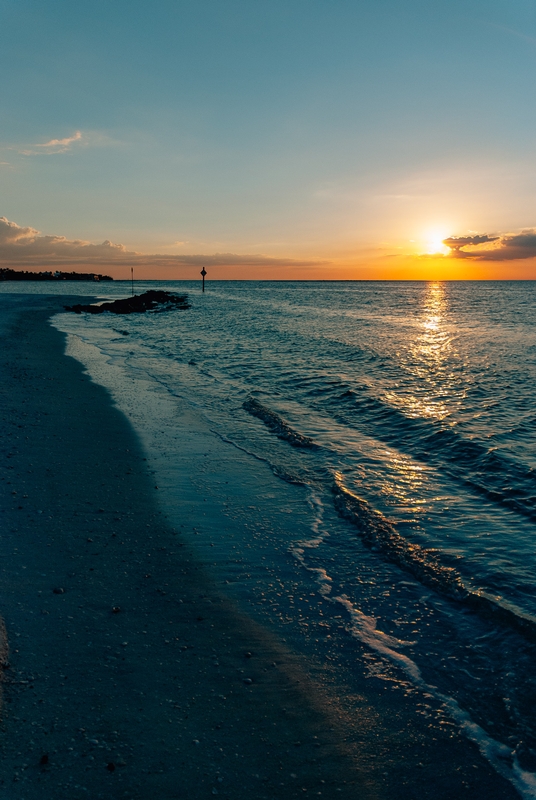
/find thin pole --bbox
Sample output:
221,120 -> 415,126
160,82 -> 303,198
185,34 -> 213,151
201,268 -> 207,293
131,267 -> 134,296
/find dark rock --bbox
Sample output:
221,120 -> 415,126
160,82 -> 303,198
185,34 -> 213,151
64,290 -> 191,315
52,587 -> 65,594
39,754 -> 49,765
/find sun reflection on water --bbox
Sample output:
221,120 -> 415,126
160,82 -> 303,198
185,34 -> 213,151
383,282 -> 465,421
376,450 -> 432,518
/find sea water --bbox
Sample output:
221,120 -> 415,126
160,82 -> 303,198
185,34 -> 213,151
5,280 -> 536,796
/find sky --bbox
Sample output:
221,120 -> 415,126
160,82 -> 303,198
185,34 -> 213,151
2,0 -> 536,279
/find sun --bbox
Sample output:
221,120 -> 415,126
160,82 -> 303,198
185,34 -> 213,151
423,228 -> 450,256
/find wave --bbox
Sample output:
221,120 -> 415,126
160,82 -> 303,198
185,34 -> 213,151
309,382 -> 536,521
292,491 -> 536,800
332,477 -> 536,642
243,397 -> 318,449
332,476 -> 467,599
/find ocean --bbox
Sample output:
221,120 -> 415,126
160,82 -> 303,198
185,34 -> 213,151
5,280 -> 536,796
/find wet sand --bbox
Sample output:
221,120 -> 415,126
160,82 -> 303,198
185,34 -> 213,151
0,296 -> 377,799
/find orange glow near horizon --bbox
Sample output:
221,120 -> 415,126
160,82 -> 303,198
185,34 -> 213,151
104,253 -> 536,282
11,242 -> 535,282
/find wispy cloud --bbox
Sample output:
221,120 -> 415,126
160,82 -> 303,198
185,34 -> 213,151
35,130 -> 83,151
18,130 -> 87,156
0,217 -> 327,272
444,230 -> 536,261
488,22 -> 536,48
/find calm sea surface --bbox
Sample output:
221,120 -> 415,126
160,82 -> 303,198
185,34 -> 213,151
5,280 -> 536,796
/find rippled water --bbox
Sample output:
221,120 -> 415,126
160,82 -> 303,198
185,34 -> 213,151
14,279 -> 536,796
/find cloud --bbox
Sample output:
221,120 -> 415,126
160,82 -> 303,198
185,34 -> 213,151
19,130 -> 85,155
0,217 -> 40,244
0,217 -> 128,262
444,230 -> 536,260
0,217 -> 326,272
443,234 -> 498,251
36,131 -> 83,149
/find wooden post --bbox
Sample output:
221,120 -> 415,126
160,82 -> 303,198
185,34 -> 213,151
131,267 -> 134,297
200,268 -> 207,293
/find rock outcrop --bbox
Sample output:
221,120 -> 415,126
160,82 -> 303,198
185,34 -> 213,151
65,290 -> 191,314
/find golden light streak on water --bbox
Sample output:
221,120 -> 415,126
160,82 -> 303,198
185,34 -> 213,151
383,282 -> 466,422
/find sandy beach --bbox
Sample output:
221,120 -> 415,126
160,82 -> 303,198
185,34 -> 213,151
0,295 -> 378,799
0,293 -> 521,800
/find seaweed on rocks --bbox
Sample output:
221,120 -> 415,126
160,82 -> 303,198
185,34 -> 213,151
65,290 -> 191,315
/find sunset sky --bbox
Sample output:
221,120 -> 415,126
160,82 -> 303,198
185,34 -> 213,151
3,0 -> 536,279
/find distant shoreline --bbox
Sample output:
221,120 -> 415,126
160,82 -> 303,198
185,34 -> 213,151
0,268 -> 113,282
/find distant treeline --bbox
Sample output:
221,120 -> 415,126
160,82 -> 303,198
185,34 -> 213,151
0,269 -> 113,282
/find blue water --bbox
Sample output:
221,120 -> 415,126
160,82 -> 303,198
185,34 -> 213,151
6,279 -> 536,796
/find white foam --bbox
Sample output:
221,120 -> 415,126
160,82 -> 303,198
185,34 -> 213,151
291,488 -> 536,800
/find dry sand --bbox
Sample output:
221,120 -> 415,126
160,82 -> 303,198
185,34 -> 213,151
0,296 -> 378,799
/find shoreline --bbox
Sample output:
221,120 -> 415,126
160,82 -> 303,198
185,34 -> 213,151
0,293 -> 522,800
0,296 -> 375,799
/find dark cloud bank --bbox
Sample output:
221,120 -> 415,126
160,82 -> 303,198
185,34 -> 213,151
444,231 -> 536,261
0,217 -> 325,272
